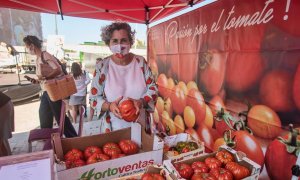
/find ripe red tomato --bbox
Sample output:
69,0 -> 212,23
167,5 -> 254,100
86,153 -> 110,164
170,84 -> 187,115
265,133 -> 298,180
214,109 -> 235,136
231,130 -> 264,168
102,142 -> 122,157
141,173 -> 165,180
191,172 -> 217,180
84,146 -> 102,160
111,153 -> 126,159
260,70 -> 295,112
118,99 -> 139,122
118,139 -> 139,155
157,74 -> 168,98
186,89 -> 206,126
215,150 -> 234,165
225,162 -> 250,180
209,95 -> 225,117
174,163 -> 194,179
293,63 -> 300,110
272,0 -> 300,36
210,168 -> 233,180
226,53 -> 264,92
191,161 -> 209,173
247,105 -> 282,139
64,148 -> 84,161
199,49 -> 227,96
204,157 -> 222,169
65,159 -> 86,169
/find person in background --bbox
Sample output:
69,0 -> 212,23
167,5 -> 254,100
78,61 -> 91,118
0,92 -> 14,156
89,22 -> 157,132
23,35 -> 77,137
88,57 -> 102,121
69,62 -> 90,122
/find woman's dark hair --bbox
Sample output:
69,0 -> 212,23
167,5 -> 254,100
23,35 -> 42,49
101,22 -> 136,46
71,62 -> 83,79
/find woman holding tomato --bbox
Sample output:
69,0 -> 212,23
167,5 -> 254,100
89,22 -> 158,132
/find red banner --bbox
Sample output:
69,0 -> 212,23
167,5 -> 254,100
148,0 -> 300,179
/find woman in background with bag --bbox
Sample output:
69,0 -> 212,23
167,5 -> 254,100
23,35 -> 77,138
69,62 -> 90,123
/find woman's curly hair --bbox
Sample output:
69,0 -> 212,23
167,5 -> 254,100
23,35 -> 43,49
71,62 -> 83,79
101,22 -> 136,46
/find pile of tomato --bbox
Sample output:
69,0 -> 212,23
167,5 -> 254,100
63,139 -> 139,169
164,141 -> 199,157
173,150 -> 250,180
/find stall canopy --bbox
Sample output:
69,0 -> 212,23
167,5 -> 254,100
0,0 -> 206,24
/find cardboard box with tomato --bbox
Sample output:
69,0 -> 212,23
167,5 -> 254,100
114,164 -> 165,180
163,133 -> 205,162
163,145 -> 261,180
52,123 -> 164,180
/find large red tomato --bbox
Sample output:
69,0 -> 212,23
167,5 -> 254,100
84,146 -> 102,160
293,63 -> 300,110
186,89 -> 206,126
209,95 -> 225,117
102,142 -> 122,157
231,130 -> 264,168
191,161 -> 209,173
170,84 -> 187,115
64,148 -> 84,161
118,139 -> 139,155
141,173 -> 165,180
247,105 -> 282,139
119,99 -> 139,122
265,130 -> 299,180
65,159 -> 86,169
111,153 -> 126,159
272,0 -> 300,36
215,150 -> 234,165
86,153 -> 110,164
260,70 -> 295,112
210,168 -> 233,180
199,49 -> 227,96
226,53 -> 264,92
174,163 -> 194,179
214,108 -> 235,136
204,157 -> 222,169
191,173 -> 217,180
225,162 -> 250,180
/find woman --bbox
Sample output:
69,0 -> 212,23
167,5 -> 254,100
89,22 -> 158,132
23,35 -> 77,137
69,62 -> 90,122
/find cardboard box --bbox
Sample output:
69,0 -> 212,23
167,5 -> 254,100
114,164 -> 164,180
163,133 -> 204,163
163,145 -> 261,180
52,123 -> 164,180
0,150 -> 55,180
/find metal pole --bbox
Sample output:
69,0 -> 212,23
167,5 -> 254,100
55,14 -> 58,35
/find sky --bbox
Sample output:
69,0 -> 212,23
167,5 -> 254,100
41,14 -> 147,44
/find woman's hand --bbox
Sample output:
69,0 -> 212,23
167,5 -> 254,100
109,96 -> 123,118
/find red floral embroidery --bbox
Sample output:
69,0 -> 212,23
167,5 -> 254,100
92,100 -> 97,107
144,96 -> 151,103
98,74 -> 106,84
149,86 -> 155,91
91,87 -> 98,95
151,94 -> 157,101
105,128 -> 110,133
106,116 -> 111,123
146,77 -> 152,84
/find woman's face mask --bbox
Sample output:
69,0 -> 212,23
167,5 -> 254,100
109,44 -> 130,59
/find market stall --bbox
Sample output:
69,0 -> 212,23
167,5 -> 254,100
0,0 -> 300,179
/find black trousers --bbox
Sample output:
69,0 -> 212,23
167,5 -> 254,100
39,91 -> 77,137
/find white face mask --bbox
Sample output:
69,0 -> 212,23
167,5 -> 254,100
109,44 -> 130,59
